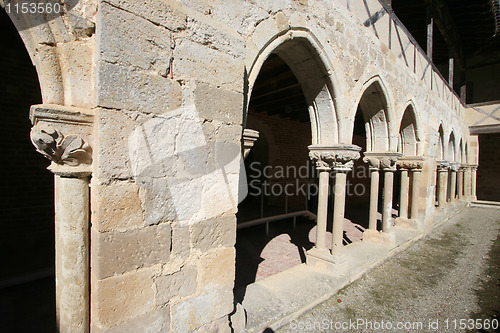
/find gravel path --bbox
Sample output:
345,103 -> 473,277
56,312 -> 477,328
277,206 -> 500,333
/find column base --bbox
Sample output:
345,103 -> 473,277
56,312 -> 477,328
394,217 -> 421,230
362,229 -> 396,247
306,248 -> 348,274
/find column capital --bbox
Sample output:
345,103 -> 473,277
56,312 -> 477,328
308,144 -> 361,171
397,155 -> 425,171
30,104 -> 94,177
437,160 -> 450,171
448,162 -> 460,172
242,129 -> 259,159
363,151 -> 402,171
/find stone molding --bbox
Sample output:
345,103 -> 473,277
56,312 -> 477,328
308,144 -> 361,171
448,162 -> 460,172
363,151 -> 402,171
396,156 -> 424,171
30,104 -> 94,177
437,160 -> 450,171
242,129 -> 259,159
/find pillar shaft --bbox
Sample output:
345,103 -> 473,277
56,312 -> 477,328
450,171 -> 457,201
382,170 -> 395,232
457,170 -> 464,199
332,171 -> 347,256
465,168 -> 472,199
315,168 -> 330,251
410,170 -> 421,220
471,167 -> 477,200
399,169 -> 409,219
55,175 -> 90,333
437,169 -> 448,207
368,169 -> 380,230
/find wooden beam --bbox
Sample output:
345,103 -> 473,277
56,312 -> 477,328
426,2 -> 433,60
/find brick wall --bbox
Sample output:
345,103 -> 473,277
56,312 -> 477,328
477,133 -> 500,201
0,9 -> 54,280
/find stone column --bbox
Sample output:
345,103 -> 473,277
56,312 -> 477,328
457,166 -> 464,200
398,167 -> 410,219
395,156 -> 424,228
437,161 -> 449,207
362,152 -> 401,246
30,104 -> 94,333
449,163 -> 459,202
307,145 -> 360,266
464,164 -> 472,199
367,165 -> 380,230
471,164 -> 478,201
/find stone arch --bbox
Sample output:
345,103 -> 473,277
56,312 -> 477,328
397,102 -> 419,156
350,77 -> 392,151
246,28 -> 341,145
447,130 -> 456,162
2,2 -> 96,106
438,124 -> 445,160
465,141 -> 469,163
459,139 -> 464,163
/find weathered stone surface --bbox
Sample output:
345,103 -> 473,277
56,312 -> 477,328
156,265 -> 198,305
193,316 -> 232,333
171,222 -> 191,259
98,2 -> 173,72
191,215 -> 236,252
92,180 -> 143,232
170,288 -> 233,333
199,247 -> 235,289
92,224 -> 171,279
94,305 -> 170,333
93,268 -> 157,328
194,82 -> 244,125
97,61 -> 183,114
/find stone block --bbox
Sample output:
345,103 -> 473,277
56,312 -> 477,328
194,316 -> 232,333
171,222 -> 191,259
92,224 -> 171,279
191,215 -> 236,252
98,2 -> 172,72
102,0 -> 187,31
93,268 -> 157,328
94,306 -> 170,333
156,265 -> 198,305
97,61 -> 183,114
92,180 -> 143,232
173,39 -> 244,92
194,82 -> 244,125
170,288 -> 233,333
199,247 -> 235,289
362,229 -> 396,247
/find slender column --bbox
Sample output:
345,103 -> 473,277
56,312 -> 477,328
437,162 -> 449,207
399,168 -> 410,219
471,165 -> 478,200
382,169 -> 395,232
331,169 -> 348,256
410,169 -> 422,220
30,105 -> 94,333
449,163 -> 458,202
457,167 -> 464,199
368,168 -> 380,230
55,175 -> 90,332
315,167 -> 331,251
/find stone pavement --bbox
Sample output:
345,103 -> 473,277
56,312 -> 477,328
269,205 -> 500,333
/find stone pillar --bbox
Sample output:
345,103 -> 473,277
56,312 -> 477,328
464,164 -> 473,199
362,152 -> 401,246
457,166 -> 464,200
395,156 -> 424,228
398,167 -> 410,219
437,161 -> 449,207
471,164 -> 478,201
307,145 -> 360,266
368,167 -> 380,230
30,104 -> 94,333
449,163 -> 459,202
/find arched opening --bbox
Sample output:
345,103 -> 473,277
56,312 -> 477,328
435,124 -> 445,206
236,38 -> 336,300
438,125 -> 445,160
0,9 -> 55,332
346,80 -> 391,236
398,105 -> 418,156
447,131 -> 456,201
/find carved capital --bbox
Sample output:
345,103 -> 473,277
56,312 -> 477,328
437,160 -> 450,171
30,104 -> 94,177
308,144 -> 361,171
448,162 -> 460,172
397,156 -> 424,171
242,129 -> 259,159
363,151 -> 402,171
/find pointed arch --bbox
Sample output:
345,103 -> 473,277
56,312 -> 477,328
438,124 -> 445,160
447,130 -> 456,162
459,139 -> 464,163
246,28 -> 342,145
398,102 -> 419,156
